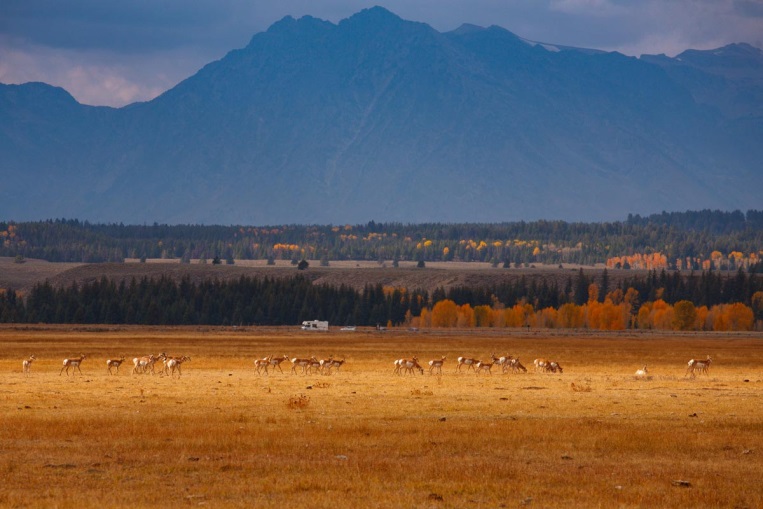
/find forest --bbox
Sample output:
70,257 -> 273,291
2,209 -> 762,269
1,269 -> 761,330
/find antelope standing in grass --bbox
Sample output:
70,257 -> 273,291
509,357 -> 527,373
290,357 -> 315,375
686,356 -> 712,378
475,360 -> 494,375
254,355 -> 272,375
22,355 -> 36,376
635,365 -> 649,378
491,353 -> 512,372
456,356 -> 478,372
324,358 -> 345,374
428,356 -> 446,375
268,354 -> 290,374
400,357 -> 424,375
167,356 -> 190,377
60,354 -> 86,376
106,357 -> 126,375
534,358 -> 563,373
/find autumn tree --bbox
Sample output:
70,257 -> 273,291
672,300 -> 698,331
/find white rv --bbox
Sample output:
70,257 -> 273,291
301,320 -> 329,331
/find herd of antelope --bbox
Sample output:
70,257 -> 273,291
254,355 -> 346,376
19,352 -> 192,378
18,352 -> 715,379
392,354 -> 550,376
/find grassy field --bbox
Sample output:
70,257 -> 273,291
1,325 -> 761,508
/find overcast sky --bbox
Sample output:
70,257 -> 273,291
2,0 -> 762,107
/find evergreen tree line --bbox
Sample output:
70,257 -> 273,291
1,269 -> 760,326
2,209 -> 762,266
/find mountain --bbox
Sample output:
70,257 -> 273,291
2,7 -> 762,225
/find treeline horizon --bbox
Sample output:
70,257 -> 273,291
1,269 -> 761,329
2,209 -> 762,268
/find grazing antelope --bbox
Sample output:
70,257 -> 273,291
400,357 -> 424,375
509,357 -> 527,373
534,359 -> 562,373
60,354 -> 86,376
428,356 -> 446,375
254,355 -> 272,375
106,357 -> 126,375
268,354 -> 290,374
290,357 -> 315,375
475,360 -> 494,375
635,365 -> 649,378
686,356 -> 712,378
22,355 -> 36,376
456,356 -> 478,372
491,353 -> 512,372
167,356 -> 190,377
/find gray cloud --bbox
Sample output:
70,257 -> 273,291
2,0 -> 761,106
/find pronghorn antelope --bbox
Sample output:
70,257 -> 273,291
254,355 -> 272,375
475,360 -> 494,375
22,355 -> 36,376
400,357 -> 424,375
290,356 -> 315,375
60,354 -> 86,376
534,359 -> 563,373
635,365 -> 649,378
428,356 -> 446,375
308,357 -> 329,375
132,354 -> 159,374
268,354 -> 290,374
491,353 -> 512,372
456,356 -> 478,372
509,357 -> 527,373
166,356 -> 190,377
686,356 -> 712,378
323,358 -> 345,374
106,357 -> 126,375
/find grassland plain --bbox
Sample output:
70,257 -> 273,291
1,325 -> 761,508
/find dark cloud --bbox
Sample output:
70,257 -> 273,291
1,1 -> 761,106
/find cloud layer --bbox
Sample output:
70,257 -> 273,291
2,0 -> 761,106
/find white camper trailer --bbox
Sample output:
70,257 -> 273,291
301,320 -> 329,331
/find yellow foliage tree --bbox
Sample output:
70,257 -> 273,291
431,299 -> 458,327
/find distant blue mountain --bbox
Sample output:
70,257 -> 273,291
2,6 -> 761,224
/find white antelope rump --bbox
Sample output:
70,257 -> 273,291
686,356 -> 712,378
132,354 -> 158,374
22,355 -> 36,376
166,356 -> 190,377
475,360 -> 494,375
534,359 -> 563,373
60,354 -> 86,376
106,357 -> 126,375
254,355 -> 272,375
268,354 -> 290,374
428,356 -> 446,375
456,356 -> 478,372
635,365 -> 649,378
290,357 -> 315,375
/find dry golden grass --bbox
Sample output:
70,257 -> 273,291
1,325 -> 762,508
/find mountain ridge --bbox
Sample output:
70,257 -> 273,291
2,6 -> 761,225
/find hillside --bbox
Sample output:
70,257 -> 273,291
2,7 -> 762,224
1,257 -> 634,295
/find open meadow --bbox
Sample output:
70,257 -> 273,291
1,325 -> 762,508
